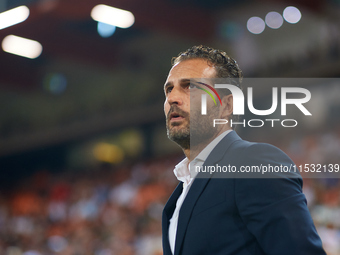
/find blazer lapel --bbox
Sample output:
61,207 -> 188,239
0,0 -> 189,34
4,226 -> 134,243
174,177 -> 210,255
174,131 -> 242,255
162,182 -> 183,255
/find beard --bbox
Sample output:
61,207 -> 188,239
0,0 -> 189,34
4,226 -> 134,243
166,105 -> 190,149
166,104 -> 220,150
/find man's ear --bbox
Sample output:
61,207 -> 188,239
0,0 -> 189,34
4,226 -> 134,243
220,94 -> 233,119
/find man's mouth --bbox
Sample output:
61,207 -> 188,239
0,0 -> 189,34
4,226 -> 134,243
170,112 -> 184,122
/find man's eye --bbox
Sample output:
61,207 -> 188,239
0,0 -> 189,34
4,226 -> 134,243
166,87 -> 173,93
189,84 -> 199,89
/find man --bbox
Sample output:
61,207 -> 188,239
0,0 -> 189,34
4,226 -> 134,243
162,45 -> 325,255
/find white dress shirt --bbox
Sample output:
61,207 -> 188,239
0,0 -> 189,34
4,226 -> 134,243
168,130 -> 233,254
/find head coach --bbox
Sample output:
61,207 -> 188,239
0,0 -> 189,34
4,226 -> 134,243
162,45 -> 326,255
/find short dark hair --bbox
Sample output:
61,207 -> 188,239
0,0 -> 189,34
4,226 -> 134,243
172,45 -> 243,81
172,45 -> 243,129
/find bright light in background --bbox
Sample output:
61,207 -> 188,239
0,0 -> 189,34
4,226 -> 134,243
283,6 -> 301,24
247,17 -> 265,34
93,142 -> 124,164
265,11 -> 283,29
97,22 -> 116,38
91,4 -> 135,28
0,5 -> 29,30
2,35 -> 42,59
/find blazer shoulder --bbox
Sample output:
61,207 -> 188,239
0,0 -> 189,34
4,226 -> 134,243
244,142 -> 295,164
227,135 -> 292,163
220,134 -> 301,180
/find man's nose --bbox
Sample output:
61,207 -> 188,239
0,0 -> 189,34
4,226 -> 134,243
167,88 -> 183,105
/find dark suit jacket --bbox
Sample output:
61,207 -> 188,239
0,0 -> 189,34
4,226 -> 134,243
162,131 -> 325,255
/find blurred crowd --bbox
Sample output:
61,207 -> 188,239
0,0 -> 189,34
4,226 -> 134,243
0,155 -> 180,255
286,128 -> 340,255
0,128 -> 340,255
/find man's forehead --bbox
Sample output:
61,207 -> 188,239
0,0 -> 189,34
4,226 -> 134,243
166,59 -> 216,83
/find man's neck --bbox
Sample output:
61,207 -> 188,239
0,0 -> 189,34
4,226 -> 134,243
183,127 -> 232,161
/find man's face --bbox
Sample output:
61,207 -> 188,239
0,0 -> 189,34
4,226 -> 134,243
164,59 -> 217,149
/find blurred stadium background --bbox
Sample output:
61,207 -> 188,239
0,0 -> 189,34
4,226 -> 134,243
0,0 -> 340,254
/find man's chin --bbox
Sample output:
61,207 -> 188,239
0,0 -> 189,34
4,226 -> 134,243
168,130 -> 189,140
167,128 -> 190,149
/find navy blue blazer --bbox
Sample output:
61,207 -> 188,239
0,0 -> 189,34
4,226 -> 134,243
162,131 -> 325,255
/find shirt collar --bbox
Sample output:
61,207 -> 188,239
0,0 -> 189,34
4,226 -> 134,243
173,157 -> 191,184
173,130 -> 233,184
